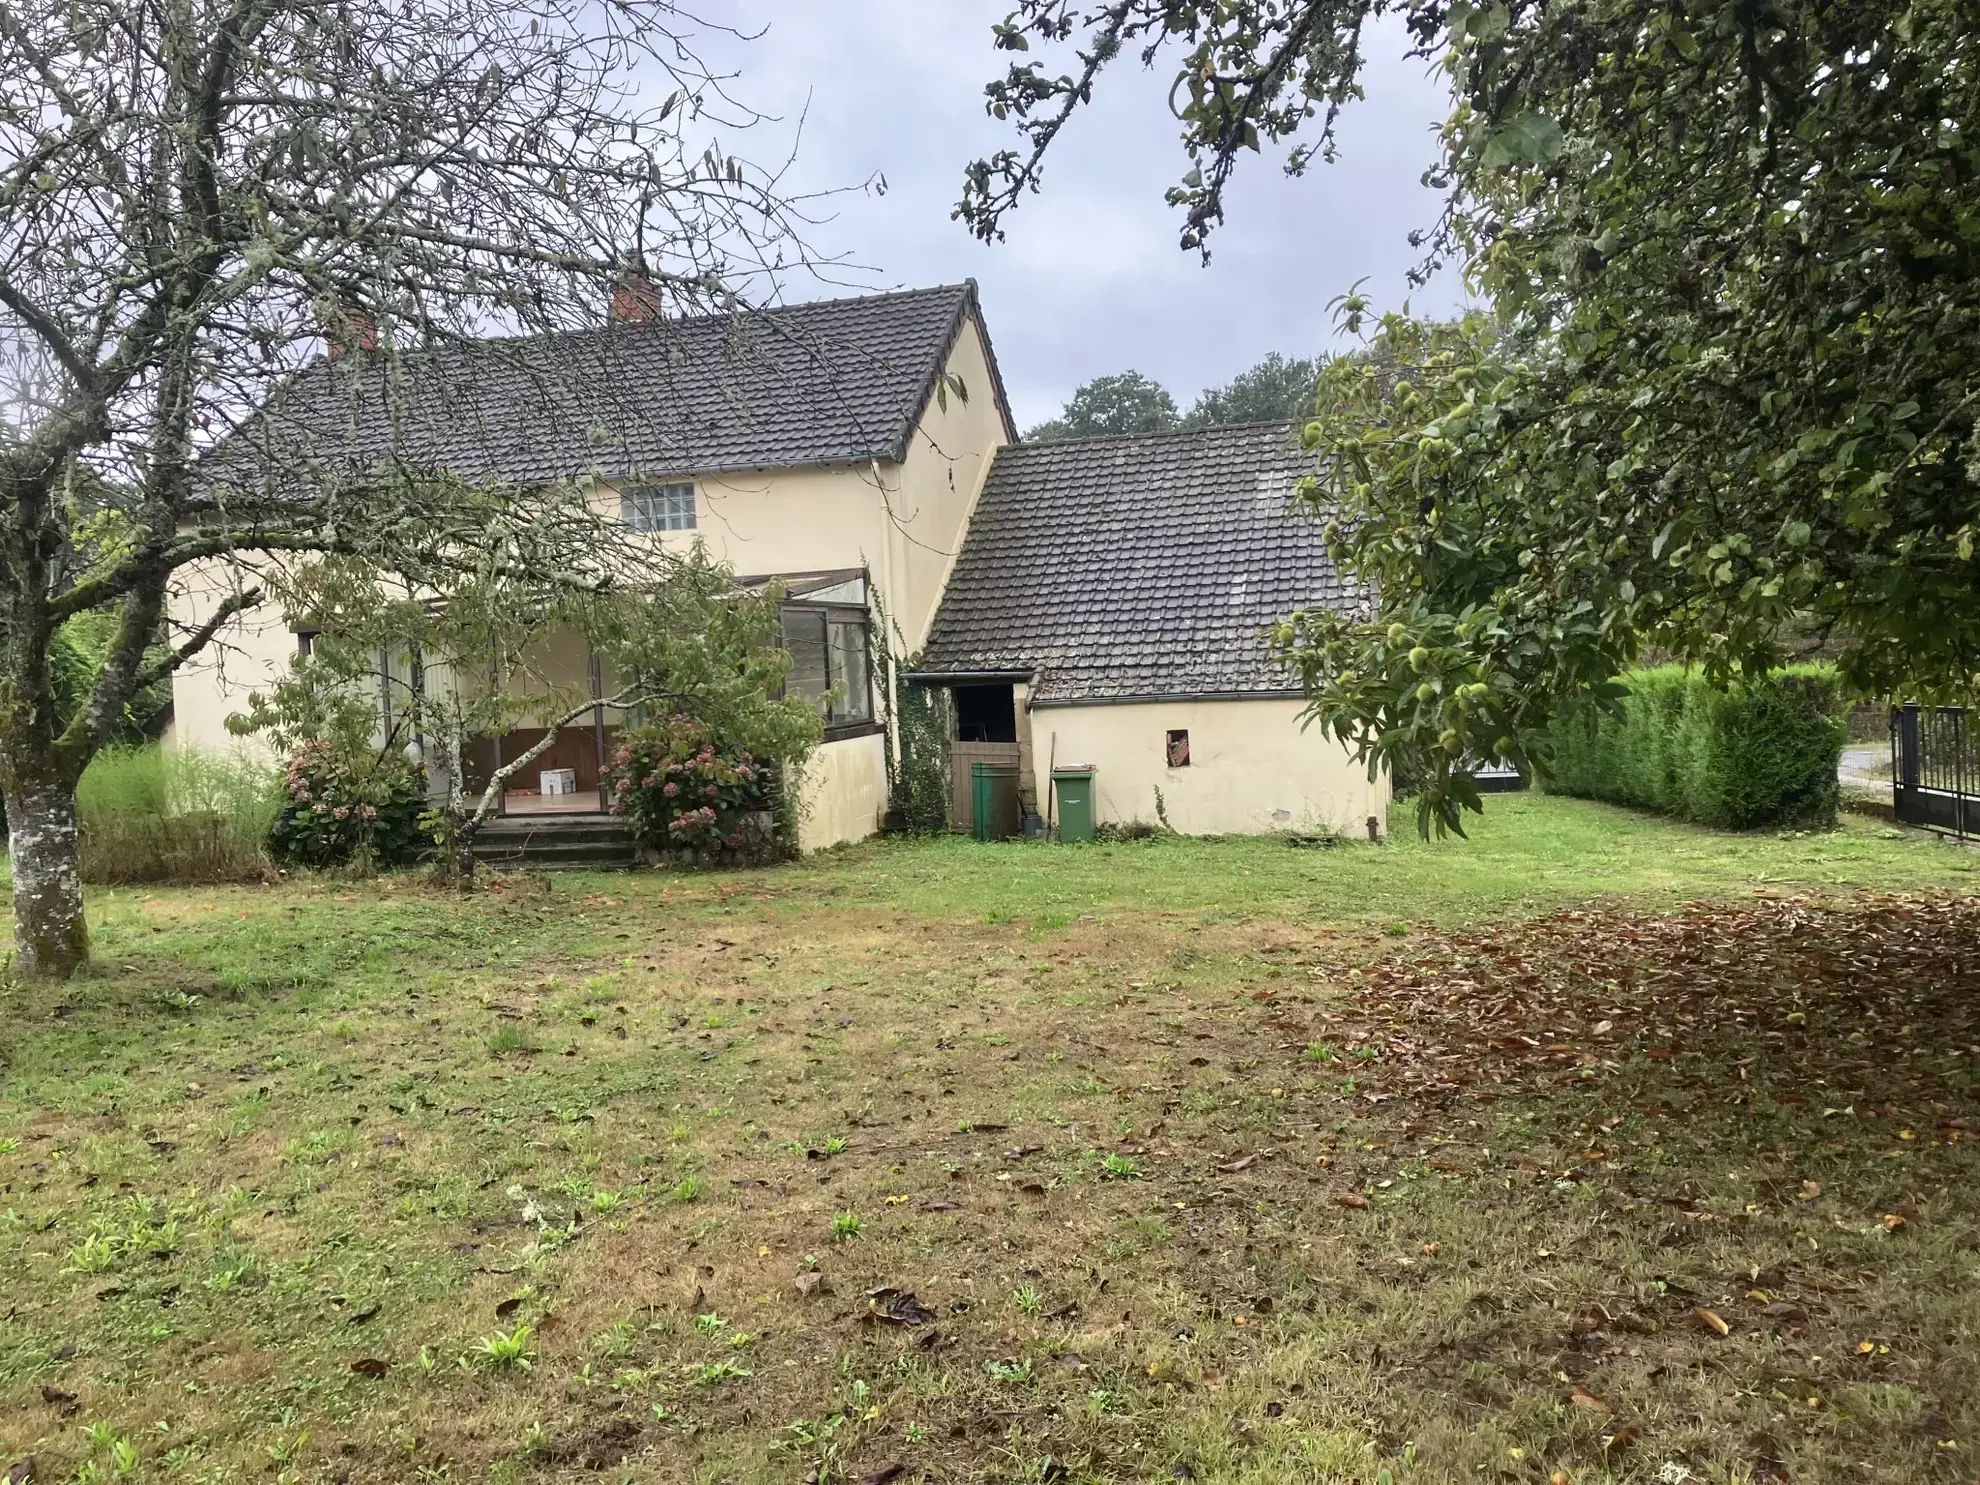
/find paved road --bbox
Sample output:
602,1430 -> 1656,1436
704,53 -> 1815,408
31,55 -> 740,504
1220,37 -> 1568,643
1839,745 -> 1887,792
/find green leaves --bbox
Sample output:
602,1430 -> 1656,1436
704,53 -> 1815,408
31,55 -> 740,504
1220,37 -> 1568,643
1282,1 -> 1980,825
1547,665 -> 1848,829
1025,370 -> 1178,442
1476,112 -> 1562,168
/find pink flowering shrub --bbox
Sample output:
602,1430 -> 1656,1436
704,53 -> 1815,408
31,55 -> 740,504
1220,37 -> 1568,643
269,739 -> 428,868
604,714 -> 771,855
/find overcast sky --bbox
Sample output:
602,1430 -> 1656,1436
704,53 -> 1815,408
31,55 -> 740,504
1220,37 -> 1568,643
688,4 -> 1467,430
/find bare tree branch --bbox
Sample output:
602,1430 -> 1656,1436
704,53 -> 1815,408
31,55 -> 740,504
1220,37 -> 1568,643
0,0 -> 842,973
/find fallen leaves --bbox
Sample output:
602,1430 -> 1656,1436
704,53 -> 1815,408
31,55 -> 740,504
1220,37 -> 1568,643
1695,1306 -> 1731,1337
1602,1426 -> 1639,1455
350,1358 -> 390,1379
1568,1384 -> 1610,1412
858,1289 -> 935,1327
1328,895 -> 1980,1127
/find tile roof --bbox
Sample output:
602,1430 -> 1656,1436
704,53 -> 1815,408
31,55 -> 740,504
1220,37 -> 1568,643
919,422 -> 1366,703
210,284 -> 1005,490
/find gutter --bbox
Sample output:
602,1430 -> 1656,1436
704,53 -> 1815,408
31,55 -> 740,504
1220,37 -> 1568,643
1027,688 -> 1305,709
898,669 -> 1036,686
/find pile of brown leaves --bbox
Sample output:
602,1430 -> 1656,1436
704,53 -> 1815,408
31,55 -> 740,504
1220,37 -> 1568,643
1324,892 -> 1980,1127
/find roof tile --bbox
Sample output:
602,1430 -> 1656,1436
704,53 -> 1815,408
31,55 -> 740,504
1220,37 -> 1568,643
920,423 -> 1364,703
213,285 -> 988,489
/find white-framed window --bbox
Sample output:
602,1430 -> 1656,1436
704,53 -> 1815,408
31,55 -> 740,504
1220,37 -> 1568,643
621,481 -> 696,532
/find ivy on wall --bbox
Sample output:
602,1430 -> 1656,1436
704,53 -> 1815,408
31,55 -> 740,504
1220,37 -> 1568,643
889,668 -> 953,834
864,583 -> 953,835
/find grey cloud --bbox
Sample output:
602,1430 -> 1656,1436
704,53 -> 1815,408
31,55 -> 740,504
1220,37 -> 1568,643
692,3 -> 1468,427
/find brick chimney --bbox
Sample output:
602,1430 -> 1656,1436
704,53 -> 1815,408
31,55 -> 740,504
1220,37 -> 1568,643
322,306 -> 378,360
609,263 -> 665,324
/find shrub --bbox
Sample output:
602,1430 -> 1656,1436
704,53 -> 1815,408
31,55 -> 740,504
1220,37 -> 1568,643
1543,665 -> 1846,829
269,740 -> 429,869
604,714 -> 775,862
77,744 -> 281,884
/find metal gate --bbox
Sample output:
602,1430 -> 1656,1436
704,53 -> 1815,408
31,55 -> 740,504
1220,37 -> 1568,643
1892,704 -> 1978,837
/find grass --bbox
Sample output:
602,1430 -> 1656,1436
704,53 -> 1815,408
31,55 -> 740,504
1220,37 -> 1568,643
0,794 -> 1975,1484
784,792 -> 1966,929
76,743 -> 281,885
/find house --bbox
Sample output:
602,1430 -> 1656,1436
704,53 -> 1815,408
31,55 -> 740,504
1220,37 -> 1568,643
170,283 -> 1013,851
169,284 -> 1386,848
912,421 -> 1388,838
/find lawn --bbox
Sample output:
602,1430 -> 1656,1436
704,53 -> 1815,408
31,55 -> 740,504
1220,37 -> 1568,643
2,795 -> 1977,1485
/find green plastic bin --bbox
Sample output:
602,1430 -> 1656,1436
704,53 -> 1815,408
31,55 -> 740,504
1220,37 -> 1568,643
971,762 -> 1021,842
1051,766 -> 1097,843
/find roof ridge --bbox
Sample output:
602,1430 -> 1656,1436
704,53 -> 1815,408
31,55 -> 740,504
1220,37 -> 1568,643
1011,418 -> 1299,453
623,280 -> 973,331
428,281 -> 975,356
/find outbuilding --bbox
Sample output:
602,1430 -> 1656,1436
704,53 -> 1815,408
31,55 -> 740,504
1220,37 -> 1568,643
913,421 -> 1389,839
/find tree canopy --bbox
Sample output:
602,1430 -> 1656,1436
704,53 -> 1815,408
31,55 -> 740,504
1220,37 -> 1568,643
964,0 -> 1980,832
1185,352 -> 1321,429
1025,370 -> 1180,441
1027,354 -> 1322,441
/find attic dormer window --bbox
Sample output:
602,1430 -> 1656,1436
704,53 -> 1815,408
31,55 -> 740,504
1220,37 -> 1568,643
622,481 -> 696,532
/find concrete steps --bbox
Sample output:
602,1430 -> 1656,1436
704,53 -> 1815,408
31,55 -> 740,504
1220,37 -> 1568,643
469,812 -> 639,871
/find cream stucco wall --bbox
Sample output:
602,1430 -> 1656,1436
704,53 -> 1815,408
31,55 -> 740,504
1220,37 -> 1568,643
796,731 -> 888,853
880,315 -> 1008,656
1030,697 -> 1389,839
167,557 -> 303,765
166,555 -> 500,762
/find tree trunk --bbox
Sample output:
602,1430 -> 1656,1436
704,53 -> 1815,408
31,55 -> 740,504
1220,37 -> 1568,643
7,779 -> 89,977
452,807 -> 479,891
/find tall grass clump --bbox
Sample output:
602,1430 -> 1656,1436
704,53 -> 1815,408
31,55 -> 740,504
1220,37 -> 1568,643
77,744 -> 281,884
1543,664 -> 1847,829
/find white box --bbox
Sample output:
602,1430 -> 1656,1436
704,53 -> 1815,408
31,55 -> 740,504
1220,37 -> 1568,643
540,768 -> 578,796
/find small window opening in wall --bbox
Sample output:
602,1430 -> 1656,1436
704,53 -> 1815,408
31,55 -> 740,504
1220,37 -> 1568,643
1166,729 -> 1191,768
621,480 -> 696,532
295,629 -> 319,658
955,683 -> 1016,743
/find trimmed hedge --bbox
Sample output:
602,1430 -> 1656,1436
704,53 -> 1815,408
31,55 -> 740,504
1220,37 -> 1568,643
1543,665 -> 1846,829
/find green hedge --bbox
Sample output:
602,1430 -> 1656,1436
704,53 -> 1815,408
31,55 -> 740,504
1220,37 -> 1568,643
1543,665 -> 1846,829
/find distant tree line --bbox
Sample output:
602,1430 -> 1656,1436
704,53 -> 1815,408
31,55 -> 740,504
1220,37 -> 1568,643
1025,352 -> 1320,442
